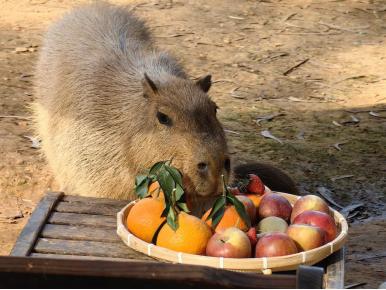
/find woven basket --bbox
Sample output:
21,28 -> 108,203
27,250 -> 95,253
117,192 -> 348,274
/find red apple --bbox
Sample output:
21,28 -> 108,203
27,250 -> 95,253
247,174 -> 265,195
246,227 -> 258,247
206,227 -> 252,258
291,195 -> 330,223
286,224 -> 325,251
258,193 -> 292,222
293,210 -> 337,242
255,233 -> 298,257
236,195 -> 256,222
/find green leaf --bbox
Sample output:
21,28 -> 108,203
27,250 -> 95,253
166,208 -> 178,231
211,207 -> 225,229
206,195 -> 226,221
135,175 -> 148,187
177,202 -> 190,213
165,165 -> 183,188
174,184 -> 185,201
135,178 -> 151,198
149,161 -> 166,176
157,169 -> 175,198
229,194 -> 251,228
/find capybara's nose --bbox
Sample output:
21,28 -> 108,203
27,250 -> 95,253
224,157 -> 231,173
197,162 -> 209,173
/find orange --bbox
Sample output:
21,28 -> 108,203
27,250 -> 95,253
148,181 -> 165,200
156,212 -> 213,255
202,205 -> 249,233
246,194 -> 265,208
126,197 -> 166,243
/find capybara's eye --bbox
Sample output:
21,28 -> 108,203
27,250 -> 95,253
157,111 -> 172,126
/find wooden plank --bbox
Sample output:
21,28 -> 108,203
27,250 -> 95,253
55,201 -> 123,216
10,192 -> 63,256
34,238 -> 153,260
30,253 -> 134,262
62,195 -> 129,207
48,212 -> 116,228
296,265 -> 324,289
41,224 -> 120,243
0,256 -> 297,288
325,248 -> 345,289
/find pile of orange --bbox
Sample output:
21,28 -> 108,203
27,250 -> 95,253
126,182 -> 212,255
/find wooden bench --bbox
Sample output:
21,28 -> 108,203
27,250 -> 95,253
4,192 -> 344,288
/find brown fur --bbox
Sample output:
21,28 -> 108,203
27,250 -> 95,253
32,2 -> 230,201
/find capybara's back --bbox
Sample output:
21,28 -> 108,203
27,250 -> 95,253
33,3 -> 230,200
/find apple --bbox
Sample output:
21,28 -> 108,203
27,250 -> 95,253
247,174 -> 265,195
236,195 -> 256,222
257,216 -> 288,234
258,193 -> 292,222
264,186 -> 272,195
206,227 -> 252,258
246,227 -> 258,248
292,210 -> 337,242
291,195 -> 330,223
255,233 -> 298,257
286,224 -> 325,251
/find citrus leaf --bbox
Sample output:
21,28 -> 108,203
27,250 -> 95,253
135,178 -> 151,198
211,207 -> 225,229
174,184 -> 185,201
165,165 -> 183,188
157,169 -> 175,198
166,208 -> 178,231
206,195 -> 226,221
177,202 -> 190,213
135,175 -> 148,186
229,194 -> 251,227
149,161 -> 166,175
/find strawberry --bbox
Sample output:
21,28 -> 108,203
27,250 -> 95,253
247,174 -> 265,195
229,187 -> 241,195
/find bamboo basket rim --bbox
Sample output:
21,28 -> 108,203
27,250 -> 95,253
116,192 -> 348,273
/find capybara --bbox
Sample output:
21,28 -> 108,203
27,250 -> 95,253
32,2 -> 297,207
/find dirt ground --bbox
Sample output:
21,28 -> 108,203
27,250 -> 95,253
0,0 -> 385,287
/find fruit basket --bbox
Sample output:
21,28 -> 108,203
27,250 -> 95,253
116,192 -> 348,274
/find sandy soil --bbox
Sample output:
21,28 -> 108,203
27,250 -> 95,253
0,0 -> 385,287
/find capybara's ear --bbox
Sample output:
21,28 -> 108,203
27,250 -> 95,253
142,73 -> 158,97
196,75 -> 212,93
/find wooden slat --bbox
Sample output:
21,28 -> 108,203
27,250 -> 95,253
48,212 -> 116,228
62,195 -> 129,207
30,253 -> 133,262
41,224 -> 120,243
10,192 -> 63,256
0,256 -> 297,288
55,202 -> 122,216
34,238 -> 153,260
325,248 -> 345,289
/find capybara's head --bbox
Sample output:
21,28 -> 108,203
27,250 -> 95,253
132,74 -> 230,198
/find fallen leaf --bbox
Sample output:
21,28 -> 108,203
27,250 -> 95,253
316,186 -> 344,209
342,115 -> 360,125
14,47 -> 28,53
260,130 -> 283,144
330,174 -> 355,182
369,111 -> 386,118
23,135 -> 41,149
333,141 -> 348,151
332,121 -> 342,127
341,203 -> 364,218
255,113 -> 284,125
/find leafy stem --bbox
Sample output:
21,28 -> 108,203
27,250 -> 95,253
206,174 -> 251,230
